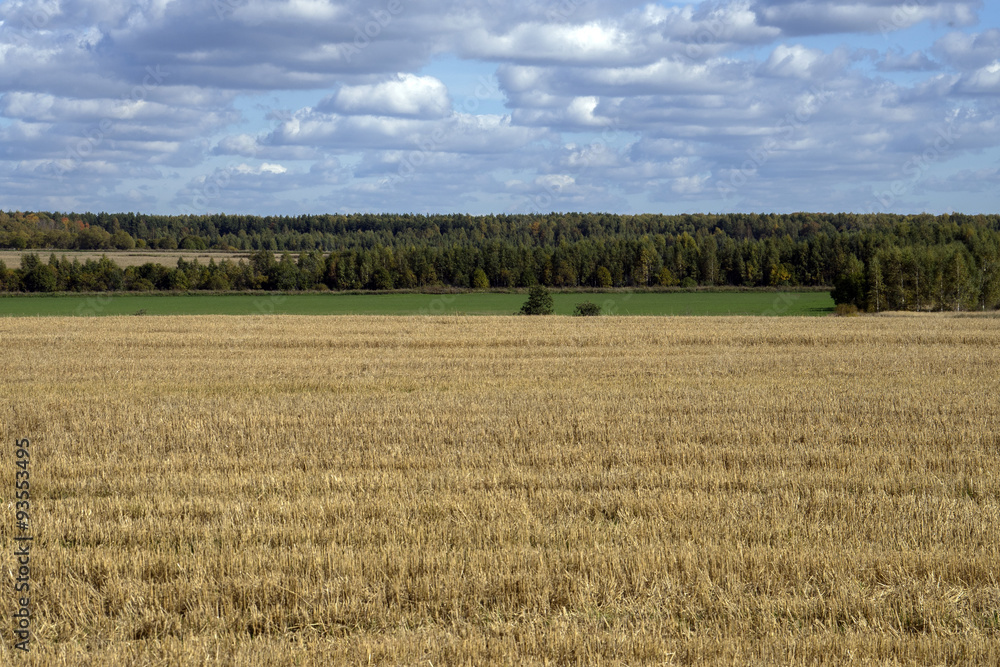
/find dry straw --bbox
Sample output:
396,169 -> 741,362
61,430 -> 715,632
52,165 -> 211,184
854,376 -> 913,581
0,314 -> 997,664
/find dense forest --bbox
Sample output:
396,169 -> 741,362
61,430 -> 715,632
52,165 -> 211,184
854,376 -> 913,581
1,210 -> 999,312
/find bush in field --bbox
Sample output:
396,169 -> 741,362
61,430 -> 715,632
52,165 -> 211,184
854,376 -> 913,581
835,303 -> 860,317
520,284 -> 554,315
573,301 -> 601,316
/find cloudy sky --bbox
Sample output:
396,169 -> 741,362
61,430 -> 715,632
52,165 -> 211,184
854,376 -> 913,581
0,0 -> 997,216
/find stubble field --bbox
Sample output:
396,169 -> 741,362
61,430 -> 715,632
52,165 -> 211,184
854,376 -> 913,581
0,314 -> 998,665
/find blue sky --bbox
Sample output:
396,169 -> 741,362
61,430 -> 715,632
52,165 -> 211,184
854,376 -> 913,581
0,0 -> 997,216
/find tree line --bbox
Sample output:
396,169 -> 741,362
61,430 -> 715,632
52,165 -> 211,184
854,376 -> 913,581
1,210 -> 999,311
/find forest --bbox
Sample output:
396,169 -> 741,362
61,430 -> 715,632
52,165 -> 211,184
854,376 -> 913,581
1,210 -> 998,312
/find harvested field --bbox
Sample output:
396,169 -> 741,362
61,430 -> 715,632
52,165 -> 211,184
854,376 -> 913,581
0,250 -> 251,269
0,315 -> 998,664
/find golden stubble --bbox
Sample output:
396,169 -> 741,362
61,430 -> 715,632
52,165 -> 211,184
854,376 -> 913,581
0,314 -> 998,665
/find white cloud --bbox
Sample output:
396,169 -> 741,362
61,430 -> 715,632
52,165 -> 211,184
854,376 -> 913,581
0,0 -> 996,214
234,162 -> 287,175
461,20 -> 635,64
320,74 -> 451,118
257,106 -> 550,155
537,173 -> 575,191
236,0 -> 347,25
566,96 -> 607,126
671,173 -> 710,194
759,44 -> 829,78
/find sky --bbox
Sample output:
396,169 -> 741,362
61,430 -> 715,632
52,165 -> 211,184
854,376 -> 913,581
0,0 -> 997,217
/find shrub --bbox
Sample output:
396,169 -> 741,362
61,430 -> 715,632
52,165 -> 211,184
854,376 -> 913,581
835,303 -> 860,317
520,284 -> 554,315
573,301 -> 601,316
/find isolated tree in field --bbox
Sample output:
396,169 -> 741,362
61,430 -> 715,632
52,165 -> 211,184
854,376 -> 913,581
520,284 -> 554,315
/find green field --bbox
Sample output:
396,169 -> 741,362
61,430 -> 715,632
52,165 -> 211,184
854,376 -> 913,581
0,291 -> 833,317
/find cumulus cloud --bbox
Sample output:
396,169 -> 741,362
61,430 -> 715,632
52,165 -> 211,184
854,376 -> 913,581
236,162 -> 287,175
0,0 -> 996,214
459,2 -> 781,65
460,21 -> 637,65
318,74 -> 452,118
759,43 -> 833,78
256,106 -> 551,155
